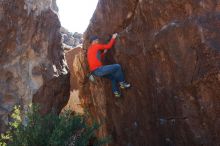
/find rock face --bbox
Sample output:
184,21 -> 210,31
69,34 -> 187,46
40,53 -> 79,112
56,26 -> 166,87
0,0 -> 69,131
60,27 -> 83,50
64,47 -> 85,114
79,0 -> 220,145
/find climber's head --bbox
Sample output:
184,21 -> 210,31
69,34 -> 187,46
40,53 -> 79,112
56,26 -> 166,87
89,35 -> 99,44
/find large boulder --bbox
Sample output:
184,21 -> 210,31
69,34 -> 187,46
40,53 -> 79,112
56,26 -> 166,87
64,47 -> 85,114
80,0 -> 220,145
0,0 -> 69,131
60,27 -> 83,50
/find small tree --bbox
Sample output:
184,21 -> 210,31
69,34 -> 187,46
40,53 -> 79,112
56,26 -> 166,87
0,105 -> 110,146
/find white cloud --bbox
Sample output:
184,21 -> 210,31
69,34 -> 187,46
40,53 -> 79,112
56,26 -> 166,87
57,0 -> 98,33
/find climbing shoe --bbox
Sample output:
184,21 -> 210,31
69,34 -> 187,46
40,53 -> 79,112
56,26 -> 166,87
114,91 -> 121,98
119,81 -> 131,89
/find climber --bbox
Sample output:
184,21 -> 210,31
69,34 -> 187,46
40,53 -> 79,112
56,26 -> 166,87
87,33 -> 130,97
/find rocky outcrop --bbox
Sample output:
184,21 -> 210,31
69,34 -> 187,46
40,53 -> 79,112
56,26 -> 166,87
78,0 -> 220,146
64,47 -> 85,114
60,27 -> 83,50
0,0 -> 69,131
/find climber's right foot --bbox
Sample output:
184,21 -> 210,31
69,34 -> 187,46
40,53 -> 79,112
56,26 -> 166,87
120,81 -> 131,89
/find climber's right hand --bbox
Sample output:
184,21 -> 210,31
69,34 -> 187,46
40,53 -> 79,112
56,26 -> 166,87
104,49 -> 108,53
112,33 -> 118,39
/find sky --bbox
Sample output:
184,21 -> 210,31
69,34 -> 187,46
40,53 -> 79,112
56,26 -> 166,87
57,0 -> 98,33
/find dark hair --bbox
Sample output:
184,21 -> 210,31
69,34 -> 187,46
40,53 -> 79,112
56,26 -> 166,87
89,36 -> 99,43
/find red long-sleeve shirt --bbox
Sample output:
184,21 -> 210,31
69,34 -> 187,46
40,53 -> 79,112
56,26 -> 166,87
87,38 -> 115,71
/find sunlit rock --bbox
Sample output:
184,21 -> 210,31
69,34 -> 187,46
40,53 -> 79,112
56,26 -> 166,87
0,0 -> 69,131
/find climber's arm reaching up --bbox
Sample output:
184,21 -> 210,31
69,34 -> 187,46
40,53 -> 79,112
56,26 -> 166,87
97,33 -> 118,50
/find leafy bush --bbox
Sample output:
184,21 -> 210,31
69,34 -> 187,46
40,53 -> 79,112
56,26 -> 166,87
0,105 -> 110,146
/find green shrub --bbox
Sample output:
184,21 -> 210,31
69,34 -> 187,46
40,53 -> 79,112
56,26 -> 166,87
0,105 -> 110,146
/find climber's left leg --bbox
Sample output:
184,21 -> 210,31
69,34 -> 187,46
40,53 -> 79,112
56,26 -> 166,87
103,74 -> 121,97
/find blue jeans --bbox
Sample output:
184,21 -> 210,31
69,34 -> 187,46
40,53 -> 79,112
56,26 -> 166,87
93,64 -> 125,93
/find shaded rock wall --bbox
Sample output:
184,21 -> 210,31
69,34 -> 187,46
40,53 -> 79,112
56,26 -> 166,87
80,0 -> 220,145
0,0 -> 69,131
